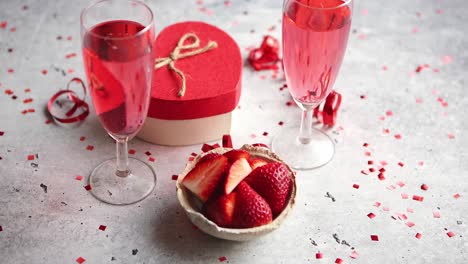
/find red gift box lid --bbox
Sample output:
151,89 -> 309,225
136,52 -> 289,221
148,21 -> 242,120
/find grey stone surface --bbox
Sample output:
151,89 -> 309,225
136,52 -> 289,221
0,0 -> 467,263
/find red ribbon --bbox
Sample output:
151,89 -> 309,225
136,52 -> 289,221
47,78 -> 90,125
248,35 -> 280,71
314,90 -> 342,127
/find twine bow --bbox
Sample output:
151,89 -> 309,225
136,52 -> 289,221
155,33 -> 218,97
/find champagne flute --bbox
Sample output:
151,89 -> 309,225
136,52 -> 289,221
80,0 -> 156,204
272,0 -> 353,170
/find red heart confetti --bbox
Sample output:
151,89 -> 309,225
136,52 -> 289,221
412,195 -> 424,202
98,225 -> 107,231
315,252 -> 323,259
420,184 -> 428,191
353,184 -> 360,189
79,136 -> 86,141
171,175 -> 178,181
76,257 -> 86,264
367,212 -> 376,219
41,69 -> 48,75
75,175 -> 83,181
0,131 -> 4,136
84,185 -> 92,191
370,235 -> 379,241
335,258 -> 343,264
86,145 -> 94,151
433,211 -> 441,218
453,193 -> 461,199
128,149 -> 136,155
218,256 -> 227,262
447,231 -> 455,238
406,221 -> 415,228
145,151 -> 151,156
148,157 -> 155,162
27,154 -> 35,161
415,233 -> 422,239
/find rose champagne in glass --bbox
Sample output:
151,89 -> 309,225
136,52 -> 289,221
273,0 -> 353,169
81,0 -> 156,204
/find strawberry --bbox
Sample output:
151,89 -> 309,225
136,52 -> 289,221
223,149 -> 250,163
232,182 -> 272,228
248,158 -> 268,170
182,155 -> 229,202
198,153 -> 221,164
245,162 -> 291,216
224,158 -> 252,194
203,192 -> 236,228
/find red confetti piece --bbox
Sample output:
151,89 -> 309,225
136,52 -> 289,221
262,132 -> 269,136
98,225 -> 107,231
447,231 -> 455,237
128,149 -> 136,155
0,131 -> 4,136
364,151 -> 372,157
383,207 -> 390,212
374,202 -> 381,207
420,184 -> 428,191
5,89 -> 14,95
75,175 -> 83,181
418,161 -> 424,166
415,233 -> 422,239
78,136 -> 86,141
406,221 -> 415,228
65,52 -> 77,59
7,68 -> 14,73
368,160 -> 374,165
367,212 -> 376,219
433,211 -> 441,218
76,257 -> 86,264
412,195 -> 424,202
370,235 -> 379,241
398,162 -> 404,167
67,36 -> 73,41
278,121 -> 284,126
378,173 -> 385,181
190,152 -> 197,157
218,256 -> 227,262
360,95 -> 366,99
352,184 -> 360,189
447,133 -> 455,139
360,170 -> 368,175
363,143 -> 369,147
86,145 -> 94,151
0,225 -> 2,231
396,181 -> 405,187
28,108 -> 35,113
41,69 -> 48,75
148,157 -> 155,162
350,251 -> 359,259
453,193 -> 461,199
84,185 -> 92,191
10,27 -> 16,32
201,143 -> 214,152
401,193 -> 409,199
315,252 -> 323,259
387,185 -> 396,190
145,151 -> 151,156
394,134 -> 402,139
27,154 -> 35,161
368,168 -> 375,173
0,21 -> 7,29
382,65 -> 388,71
188,157 -> 195,162
407,208 -> 414,213
383,128 -> 390,134
171,175 -> 178,181
385,110 -> 393,116
441,55 -> 453,64
335,258 -> 343,264
222,134 -> 233,148
23,98 -> 33,104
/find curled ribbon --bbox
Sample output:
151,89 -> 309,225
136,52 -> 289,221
47,78 -> 90,125
154,33 -> 218,97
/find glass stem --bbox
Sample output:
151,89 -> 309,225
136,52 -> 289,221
116,138 -> 130,177
298,109 -> 313,144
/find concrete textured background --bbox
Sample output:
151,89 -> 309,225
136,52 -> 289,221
0,0 -> 467,263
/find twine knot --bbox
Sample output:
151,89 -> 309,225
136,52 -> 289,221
155,33 -> 218,97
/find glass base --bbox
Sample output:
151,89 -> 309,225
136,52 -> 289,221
89,157 -> 156,205
272,127 -> 335,170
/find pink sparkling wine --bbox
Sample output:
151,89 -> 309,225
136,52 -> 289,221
82,20 -> 154,137
283,0 -> 352,106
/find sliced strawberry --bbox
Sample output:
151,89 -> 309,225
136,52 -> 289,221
248,158 -> 268,170
223,149 -> 250,163
224,158 -> 252,194
203,192 -> 236,228
182,155 -> 229,202
232,182 -> 272,228
198,153 -> 221,164
245,162 -> 291,216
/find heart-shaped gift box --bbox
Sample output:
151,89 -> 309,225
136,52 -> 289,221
137,21 -> 242,146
